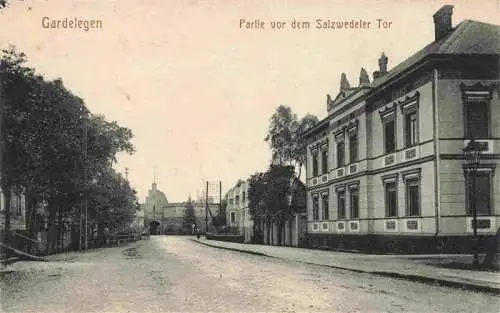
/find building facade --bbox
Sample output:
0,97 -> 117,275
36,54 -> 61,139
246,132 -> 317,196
225,179 -> 253,242
0,186 -> 27,232
143,182 -> 217,234
304,6 -> 500,253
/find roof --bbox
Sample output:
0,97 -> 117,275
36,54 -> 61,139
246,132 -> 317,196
305,19 -> 500,139
330,87 -> 361,107
372,20 -> 500,89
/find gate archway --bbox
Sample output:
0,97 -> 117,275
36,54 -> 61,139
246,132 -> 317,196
149,220 -> 161,235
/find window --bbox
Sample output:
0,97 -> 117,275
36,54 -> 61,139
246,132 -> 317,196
313,196 -> 319,221
384,119 -> 396,153
242,192 -> 246,203
385,182 -> 398,217
461,83 -> 493,139
337,190 -> 346,219
404,111 -> 418,147
466,100 -> 489,138
312,152 -> 319,177
350,187 -> 359,219
337,141 -> 345,167
466,171 -> 492,216
17,194 -> 22,215
349,132 -> 358,163
321,149 -> 328,174
235,196 -> 240,207
230,212 -> 235,223
406,179 -> 420,216
322,194 -> 329,220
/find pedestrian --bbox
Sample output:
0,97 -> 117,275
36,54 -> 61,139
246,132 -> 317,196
196,227 -> 201,239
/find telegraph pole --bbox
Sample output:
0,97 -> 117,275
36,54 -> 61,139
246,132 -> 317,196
205,181 -> 208,235
219,181 -> 222,216
84,117 -> 88,251
0,61 -> 7,237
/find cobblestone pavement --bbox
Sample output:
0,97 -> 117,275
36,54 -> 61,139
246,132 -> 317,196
1,236 -> 498,313
194,238 -> 500,292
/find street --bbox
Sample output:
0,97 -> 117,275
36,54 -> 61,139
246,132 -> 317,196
1,236 -> 498,313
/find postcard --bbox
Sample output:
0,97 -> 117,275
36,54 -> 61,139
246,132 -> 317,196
1,1 -> 499,312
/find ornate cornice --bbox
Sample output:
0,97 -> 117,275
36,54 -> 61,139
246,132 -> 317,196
460,82 -> 496,102
346,119 -> 359,135
399,91 -> 420,113
334,184 -> 346,192
347,180 -> 361,189
381,173 -> 398,183
309,137 -> 329,152
379,102 -> 397,121
334,128 -> 346,142
401,167 -> 422,181
331,106 -> 366,131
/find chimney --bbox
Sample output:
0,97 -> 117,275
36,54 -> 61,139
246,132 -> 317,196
433,5 -> 454,42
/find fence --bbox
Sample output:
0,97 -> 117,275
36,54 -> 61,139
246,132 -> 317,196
1,228 -> 145,262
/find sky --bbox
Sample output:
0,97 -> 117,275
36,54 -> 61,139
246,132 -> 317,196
1,0 -> 498,203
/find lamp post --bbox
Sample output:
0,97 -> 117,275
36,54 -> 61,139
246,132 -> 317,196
462,139 -> 487,266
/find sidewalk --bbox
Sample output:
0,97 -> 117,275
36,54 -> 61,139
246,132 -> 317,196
194,237 -> 500,294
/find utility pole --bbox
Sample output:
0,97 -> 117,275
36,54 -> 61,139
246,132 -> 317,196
205,181 -> 208,235
84,117 -> 88,251
0,61 -> 11,238
219,181 -> 222,217
79,202 -> 82,251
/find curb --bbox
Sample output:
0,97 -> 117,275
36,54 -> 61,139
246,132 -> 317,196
193,239 -> 277,258
193,239 -> 500,295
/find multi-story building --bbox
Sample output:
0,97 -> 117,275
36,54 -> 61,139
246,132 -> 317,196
304,6 -> 499,253
225,179 -> 253,242
143,181 -> 218,234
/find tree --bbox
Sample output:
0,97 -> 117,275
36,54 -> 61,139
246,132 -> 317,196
265,165 -> 295,245
291,114 -> 319,180
211,198 -> 227,232
248,171 -> 267,243
265,105 -> 298,166
1,47 -> 137,254
182,200 -> 196,234
1,48 -> 37,237
88,167 -> 137,238
265,105 -> 318,179
262,105 -> 318,246
248,165 -> 296,246
220,198 -> 227,219
0,1 -> 7,9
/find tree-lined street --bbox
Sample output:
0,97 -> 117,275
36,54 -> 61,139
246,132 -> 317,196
1,47 -> 139,256
2,236 -> 498,313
